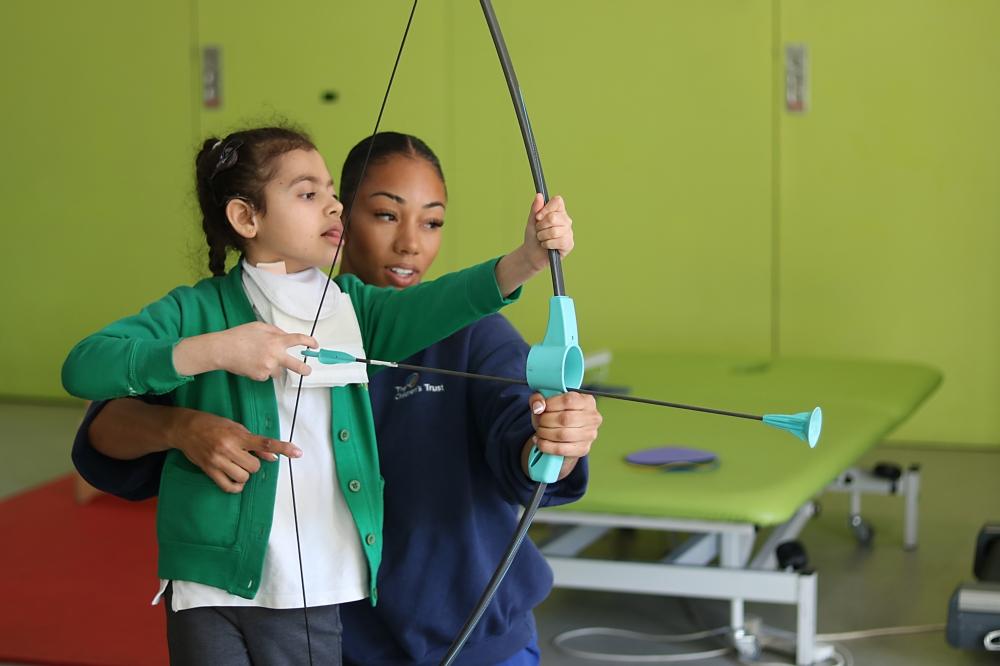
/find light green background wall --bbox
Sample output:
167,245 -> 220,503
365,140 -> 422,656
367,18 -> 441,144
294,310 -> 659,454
778,0 -> 1000,445
446,1 -> 775,358
0,1 -> 199,398
2,1 -> 997,446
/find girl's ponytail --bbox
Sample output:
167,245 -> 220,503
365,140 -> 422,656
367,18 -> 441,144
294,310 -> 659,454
195,138 -> 235,276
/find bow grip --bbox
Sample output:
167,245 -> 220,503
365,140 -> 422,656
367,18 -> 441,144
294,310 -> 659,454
525,296 -> 584,483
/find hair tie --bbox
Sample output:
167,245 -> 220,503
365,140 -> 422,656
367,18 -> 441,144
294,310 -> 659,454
211,138 -> 243,179
208,137 -> 246,205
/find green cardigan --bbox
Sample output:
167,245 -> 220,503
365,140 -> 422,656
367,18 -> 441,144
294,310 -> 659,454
62,259 -> 518,602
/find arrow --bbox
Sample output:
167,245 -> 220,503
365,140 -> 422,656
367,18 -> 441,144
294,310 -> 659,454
301,349 -> 823,448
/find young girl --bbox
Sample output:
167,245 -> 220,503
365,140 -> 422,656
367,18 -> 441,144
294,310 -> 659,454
61,126 -> 574,665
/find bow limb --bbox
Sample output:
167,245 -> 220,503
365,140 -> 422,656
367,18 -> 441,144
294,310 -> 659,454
440,4 -> 583,664
480,0 -> 584,483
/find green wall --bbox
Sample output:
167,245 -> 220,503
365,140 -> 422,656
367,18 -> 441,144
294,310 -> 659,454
0,1 -> 199,398
445,1 -> 775,357
2,1 -> 998,446
778,1 -> 1000,445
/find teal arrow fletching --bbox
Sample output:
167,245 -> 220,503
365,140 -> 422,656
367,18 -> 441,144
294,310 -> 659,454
301,349 -> 357,365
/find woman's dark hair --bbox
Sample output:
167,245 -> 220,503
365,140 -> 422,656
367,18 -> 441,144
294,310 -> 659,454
339,132 -> 445,216
195,126 -> 316,275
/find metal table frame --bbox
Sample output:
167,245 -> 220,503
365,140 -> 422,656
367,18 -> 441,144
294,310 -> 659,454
535,503 -> 822,664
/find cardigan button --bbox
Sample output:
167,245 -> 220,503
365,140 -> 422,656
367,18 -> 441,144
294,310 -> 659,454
338,429 -> 350,442
365,533 -> 376,546
348,480 -> 361,493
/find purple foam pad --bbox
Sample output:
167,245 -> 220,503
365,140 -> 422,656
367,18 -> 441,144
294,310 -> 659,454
625,446 -> 718,467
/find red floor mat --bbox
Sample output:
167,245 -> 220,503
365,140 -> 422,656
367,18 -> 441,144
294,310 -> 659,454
0,475 -> 166,665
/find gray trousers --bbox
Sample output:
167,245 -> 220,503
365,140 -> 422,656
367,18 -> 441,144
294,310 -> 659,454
164,584 -> 342,665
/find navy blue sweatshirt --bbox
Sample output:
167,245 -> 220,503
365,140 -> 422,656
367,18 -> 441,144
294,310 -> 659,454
72,314 -> 588,665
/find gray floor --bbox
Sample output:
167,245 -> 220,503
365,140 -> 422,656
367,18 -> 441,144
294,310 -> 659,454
1,402 -> 999,665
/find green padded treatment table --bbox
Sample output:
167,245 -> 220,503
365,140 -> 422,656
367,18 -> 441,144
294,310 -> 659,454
549,354 -> 942,526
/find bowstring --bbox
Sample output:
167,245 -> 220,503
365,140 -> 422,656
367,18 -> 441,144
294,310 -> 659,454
284,2 -> 420,662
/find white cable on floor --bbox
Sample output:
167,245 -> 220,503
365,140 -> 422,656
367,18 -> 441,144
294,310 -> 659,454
551,610 -> 940,663
550,625 -> 851,664
556,626 -> 731,643
551,626 -> 731,663
761,622 -> 944,642
550,616 -> 942,665
816,623 -> 944,642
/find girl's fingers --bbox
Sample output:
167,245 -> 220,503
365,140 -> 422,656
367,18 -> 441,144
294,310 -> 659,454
534,216 -> 573,250
535,225 -> 571,243
280,354 -> 313,376
285,334 -> 318,350
541,237 -> 574,255
535,216 -> 573,256
530,192 -> 545,216
535,195 -> 565,218
534,210 -> 572,230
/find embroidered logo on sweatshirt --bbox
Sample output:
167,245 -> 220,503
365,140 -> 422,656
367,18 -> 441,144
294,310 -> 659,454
394,372 -> 445,401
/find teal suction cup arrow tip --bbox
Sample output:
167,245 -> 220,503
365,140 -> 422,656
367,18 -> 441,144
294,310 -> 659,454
301,348 -> 356,365
762,407 -> 823,448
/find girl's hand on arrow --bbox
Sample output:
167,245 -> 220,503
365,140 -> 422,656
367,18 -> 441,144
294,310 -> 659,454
524,390 -> 602,481
174,322 -> 318,382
